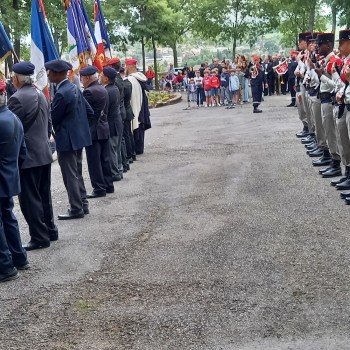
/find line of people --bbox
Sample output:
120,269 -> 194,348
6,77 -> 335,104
0,57 -> 151,282
294,30 -> 350,202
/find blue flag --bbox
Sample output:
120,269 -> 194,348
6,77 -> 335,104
0,21 -> 13,61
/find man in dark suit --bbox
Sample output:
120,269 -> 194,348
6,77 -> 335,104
8,62 -> 58,251
286,51 -> 298,107
100,67 -> 124,182
0,80 -> 29,282
80,65 -> 113,198
45,59 -> 92,220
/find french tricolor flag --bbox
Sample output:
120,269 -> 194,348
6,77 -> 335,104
30,0 -> 59,91
94,0 -> 111,66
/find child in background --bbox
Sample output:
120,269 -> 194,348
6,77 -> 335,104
236,66 -> 245,105
158,76 -> 166,91
228,69 -> 240,109
202,70 -> 212,107
174,71 -> 184,92
193,70 -> 204,107
210,70 -> 220,106
187,78 -> 198,108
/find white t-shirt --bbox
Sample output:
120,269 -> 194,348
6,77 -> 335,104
193,76 -> 203,87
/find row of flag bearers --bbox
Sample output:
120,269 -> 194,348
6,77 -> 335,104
0,57 -> 151,282
295,29 -> 350,203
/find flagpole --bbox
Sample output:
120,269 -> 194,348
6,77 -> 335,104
11,49 -> 20,63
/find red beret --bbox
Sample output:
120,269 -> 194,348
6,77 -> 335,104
253,55 -> 260,61
125,58 -> 137,66
290,50 -> 298,56
0,80 -> 6,93
104,57 -> 121,66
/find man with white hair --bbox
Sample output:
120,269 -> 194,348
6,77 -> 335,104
8,62 -> 58,251
0,79 -> 29,282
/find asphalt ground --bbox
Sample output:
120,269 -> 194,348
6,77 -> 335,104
1,94 -> 350,350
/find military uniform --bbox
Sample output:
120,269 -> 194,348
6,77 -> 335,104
249,56 -> 266,113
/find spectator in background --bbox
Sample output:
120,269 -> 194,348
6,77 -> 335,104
228,68 -> 240,109
210,69 -> 220,107
174,71 -> 185,92
187,78 -> 197,109
168,63 -> 175,74
145,66 -> 155,90
165,71 -> 175,91
203,70 -> 212,107
219,66 -> 230,106
241,60 -> 250,102
187,66 -> 195,79
236,66 -> 245,104
194,70 -> 204,107
159,75 -> 166,91
199,63 -> 205,77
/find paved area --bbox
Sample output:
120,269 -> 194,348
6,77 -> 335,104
1,95 -> 350,350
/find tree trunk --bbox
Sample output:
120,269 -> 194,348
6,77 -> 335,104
152,36 -> 158,90
172,43 -> 178,67
12,0 -> 20,61
141,36 -> 146,73
308,0 -> 316,32
331,4 -> 337,33
232,34 -> 237,60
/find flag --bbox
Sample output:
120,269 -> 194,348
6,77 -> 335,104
31,0 -> 60,90
273,60 -> 288,75
94,0 -> 111,66
64,0 -> 98,72
0,21 -> 13,61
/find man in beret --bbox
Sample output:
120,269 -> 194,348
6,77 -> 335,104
8,61 -> 58,250
0,79 -> 29,281
80,65 -> 113,198
45,59 -> 92,220
126,59 -> 151,155
286,51 -> 298,107
100,67 -> 123,182
106,58 -> 134,172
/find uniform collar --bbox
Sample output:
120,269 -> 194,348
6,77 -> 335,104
324,51 -> 334,63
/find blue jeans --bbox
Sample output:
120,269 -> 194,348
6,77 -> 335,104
197,88 -> 204,105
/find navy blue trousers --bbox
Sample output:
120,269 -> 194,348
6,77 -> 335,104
0,197 -> 28,275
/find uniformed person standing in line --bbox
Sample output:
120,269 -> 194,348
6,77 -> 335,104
249,55 -> 266,113
314,33 -> 341,177
295,32 -> 311,138
45,59 -> 92,220
0,79 -> 29,282
333,30 -> 350,194
8,62 -> 58,250
100,67 -> 124,183
80,65 -> 114,198
286,51 -> 298,107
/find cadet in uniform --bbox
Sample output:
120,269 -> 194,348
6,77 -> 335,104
249,55 -> 266,113
8,62 -> 58,250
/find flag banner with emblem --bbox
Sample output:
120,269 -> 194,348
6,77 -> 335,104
273,60 -> 288,75
65,0 -> 98,72
31,0 -> 60,90
94,0 -> 111,65
0,21 -> 13,62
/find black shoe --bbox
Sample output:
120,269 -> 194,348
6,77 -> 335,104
128,158 -> 134,164
336,178 -> 350,190
305,143 -> 317,150
112,174 -> 123,182
331,176 -> 348,187
106,186 -> 114,194
83,206 -> 89,215
16,263 -> 30,271
322,167 -> 342,178
312,156 -> 332,167
340,191 -> 350,199
296,130 -> 309,138
253,108 -> 262,113
123,167 -> 128,173
301,137 -> 314,145
0,269 -> 19,283
50,235 -> 59,242
132,155 -> 137,161
58,209 -> 85,220
87,191 -> 106,198
319,166 -> 333,174
286,103 -> 296,107
308,149 -> 323,157
345,197 -> 350,205
23,241 -> 50,251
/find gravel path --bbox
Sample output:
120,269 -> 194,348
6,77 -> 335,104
1,95 -> 350,350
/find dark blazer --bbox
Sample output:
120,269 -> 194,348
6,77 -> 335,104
51,80 -> 92,152
115,74 -> 126,121
8,84 -> 52,169
105,83 -> 123,137
83,81 -> 110,141
0,106 -> 26,197
123,79 -> 134,122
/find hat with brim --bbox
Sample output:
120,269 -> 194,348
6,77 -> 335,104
316,33 -> 335,45
45,59 -> 72,72
337,29 -> 350,42
299,32 -> 312,42
306,33 -> 319,42
13,61 -> 35,75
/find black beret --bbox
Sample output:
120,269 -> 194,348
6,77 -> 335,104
45,59 -> 72,72
299,32 -> 312,42
338,29 -> 350,42
13,62 -> 35,75
316,33 -> 335,45
102,67 -> 117,80
80,65 -> 98,76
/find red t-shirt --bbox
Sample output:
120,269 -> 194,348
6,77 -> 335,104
146,70 -> 155,79
203,76 -> 211,91
210,75 -> 220,88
